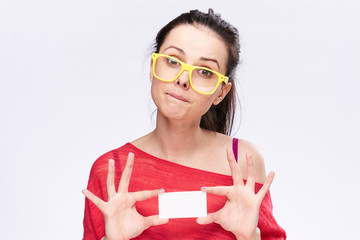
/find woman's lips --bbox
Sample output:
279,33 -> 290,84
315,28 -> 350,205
166,92 -> 189,102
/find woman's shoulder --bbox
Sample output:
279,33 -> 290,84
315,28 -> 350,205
89,143 -> 134,177
235,138 -> 267,184
213,133 -> 263,162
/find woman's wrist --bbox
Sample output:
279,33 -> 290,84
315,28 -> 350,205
235,227 -> 261,240
102,236 -> 128,240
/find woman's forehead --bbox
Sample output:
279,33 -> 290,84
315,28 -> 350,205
159,24 -> 228,71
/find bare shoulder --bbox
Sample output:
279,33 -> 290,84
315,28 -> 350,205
236,139 -> 267,184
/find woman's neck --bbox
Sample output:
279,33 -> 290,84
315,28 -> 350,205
148,113 -> 211,164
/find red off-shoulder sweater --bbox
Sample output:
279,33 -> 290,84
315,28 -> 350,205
83,142 -> 286,239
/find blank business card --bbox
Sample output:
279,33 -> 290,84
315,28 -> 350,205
158,191 -> 207,219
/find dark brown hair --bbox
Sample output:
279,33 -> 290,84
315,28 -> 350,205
153,9 -> 240,135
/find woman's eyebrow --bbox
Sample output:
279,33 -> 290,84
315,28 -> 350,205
163,46 -> 184,54
199,57 -> 220,70
163,46 -> 220,70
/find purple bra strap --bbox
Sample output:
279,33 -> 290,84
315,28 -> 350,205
232,138 -> 239,163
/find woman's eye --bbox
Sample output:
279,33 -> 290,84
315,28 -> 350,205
199,69 -> 213,77
166,57 -> 179,66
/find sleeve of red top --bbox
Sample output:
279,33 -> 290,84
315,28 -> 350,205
256,185 -> 287,240
83,152 -> 115,240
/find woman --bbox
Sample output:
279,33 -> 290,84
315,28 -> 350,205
82,9 -> 286,240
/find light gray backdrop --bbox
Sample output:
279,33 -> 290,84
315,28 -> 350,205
1,0 -> 359,239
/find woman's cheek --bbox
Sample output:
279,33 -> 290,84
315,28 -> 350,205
150,79 -> 162,106
195,96 -> 217,116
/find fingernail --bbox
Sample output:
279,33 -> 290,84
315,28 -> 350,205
201,186 -> 206,189
158,189 -> 165,191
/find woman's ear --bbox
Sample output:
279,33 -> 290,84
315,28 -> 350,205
213,82 -> 232,105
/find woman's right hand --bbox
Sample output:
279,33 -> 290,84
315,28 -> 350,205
82,152 -> 168,240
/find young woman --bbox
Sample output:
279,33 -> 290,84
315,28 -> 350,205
82,9 -> 286,240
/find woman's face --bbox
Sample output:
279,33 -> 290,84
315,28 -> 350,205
150,24 -> 231,123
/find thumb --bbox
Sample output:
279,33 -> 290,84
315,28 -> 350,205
143,215 -> 169,228
196,212 -> 218,225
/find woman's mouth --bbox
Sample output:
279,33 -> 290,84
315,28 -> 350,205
166,92 -> 189,102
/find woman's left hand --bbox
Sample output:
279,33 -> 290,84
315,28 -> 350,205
196,148 -> 275,240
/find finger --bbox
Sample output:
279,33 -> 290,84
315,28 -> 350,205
196,212 -> 219,225
118,152 -> 135,193
226,148 -> 244,186
143,215 -> 169,228
201,186 -> 231,196
245,153 -> 255,192
82,189 -> 105,210
106,159 -> 116,199
256,171 -> 275,200
131,189 -> 165,202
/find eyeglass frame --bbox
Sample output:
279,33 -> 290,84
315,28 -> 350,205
151,53 -> 229,95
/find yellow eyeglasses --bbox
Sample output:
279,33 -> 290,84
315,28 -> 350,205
152,53 -> 229,95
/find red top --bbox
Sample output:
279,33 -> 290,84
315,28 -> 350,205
83,143 -> 286,239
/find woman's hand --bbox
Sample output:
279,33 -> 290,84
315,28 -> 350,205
82,152 -> 168,240
197,149 -> 275,240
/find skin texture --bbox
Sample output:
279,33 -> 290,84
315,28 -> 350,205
83,24 -> 274,240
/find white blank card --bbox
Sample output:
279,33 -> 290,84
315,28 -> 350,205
158,191 -> 207,219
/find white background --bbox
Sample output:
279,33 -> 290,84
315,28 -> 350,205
1,0 -> 359,239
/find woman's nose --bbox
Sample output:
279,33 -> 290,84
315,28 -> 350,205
175,71 -> 190,90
